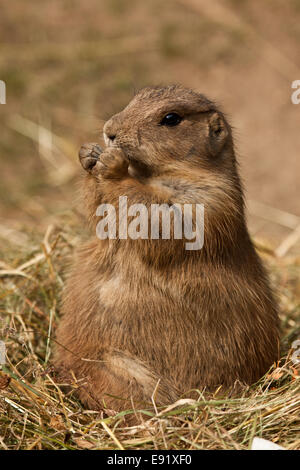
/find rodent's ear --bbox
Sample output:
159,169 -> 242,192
207,112 -> 229,158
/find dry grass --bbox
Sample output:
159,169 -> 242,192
0,220 -> 299,450
0,0 -> 300,451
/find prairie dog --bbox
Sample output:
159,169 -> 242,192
54,85 -> 279,412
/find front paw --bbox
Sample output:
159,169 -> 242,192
79,142 -> 102,172
94,147 -> 129,179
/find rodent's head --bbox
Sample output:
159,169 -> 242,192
103,85 -> 235,177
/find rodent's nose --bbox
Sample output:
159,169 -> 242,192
103,118 -> 120,146
107,133 -> 116,142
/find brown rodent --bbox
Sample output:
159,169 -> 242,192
54,85 -> 280,412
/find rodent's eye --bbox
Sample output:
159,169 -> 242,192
160,113 -> 182,127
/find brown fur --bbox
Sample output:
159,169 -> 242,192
54,85 -> 279,413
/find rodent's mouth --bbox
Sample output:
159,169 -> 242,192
127,156 -> 153,179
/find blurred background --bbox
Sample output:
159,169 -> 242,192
0,0 -> 300,255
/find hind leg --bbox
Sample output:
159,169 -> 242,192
57,350 -> 180,414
